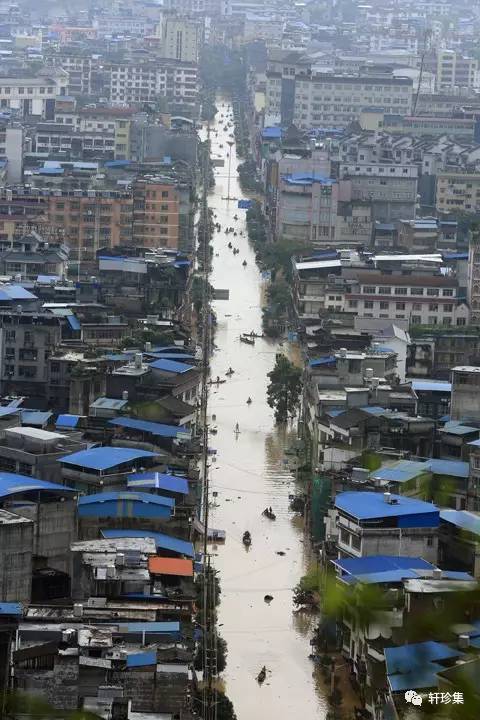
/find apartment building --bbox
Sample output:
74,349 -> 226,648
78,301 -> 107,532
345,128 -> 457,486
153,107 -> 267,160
436,50 -> 478,92
468,232 -> 480,326
339,163 -> 418,222
0,123 -> 23,182
159,17 -> 203,63
265,54 -> 413,128
132,178 -> 180,250
451,366 -> 480,424
49,52 -> 95,96
0,69 -> 68,118
106,60 -> 198,111
436,172 -> 480,214
343,270 -> 469,327
276,174 -> 338,245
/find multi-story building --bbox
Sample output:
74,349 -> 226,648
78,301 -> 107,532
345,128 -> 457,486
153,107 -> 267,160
276,174 -> 338,245
436,50 -> 478,92
436,172 -> 480,214
0,69 -> 68,117
339,163 -> 418,222
265,52 -> 413,128
326,490 -> 439,561
132,178 -> 180,250
468,230 -> 480,325
49,52 -> 95,96
159,17 -> 203,63
343,270 -> 469,327
451,366 -> 480,423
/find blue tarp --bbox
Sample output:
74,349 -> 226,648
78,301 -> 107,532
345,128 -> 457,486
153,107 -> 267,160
56,414 -> 81,428
262,126 -> 282,139
102,529 -> 194,557
0,473 -> 74,499
59,447 -> 158,471
335,491 -> 439,525
109,417 -> 190,439
127,471 -> 189,494
149,358 -> 194,373
238,199 -> 253,209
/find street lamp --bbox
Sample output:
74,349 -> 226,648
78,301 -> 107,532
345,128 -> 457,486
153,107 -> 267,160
226,140 -> 234,201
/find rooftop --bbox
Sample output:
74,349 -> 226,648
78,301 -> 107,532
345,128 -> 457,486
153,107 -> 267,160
0,473 -> 75,499
440,509 -> 480,536
101,529 -> 194,558
127,472 -> 189,495
59,447 -> 159,471
109,417 -> 190,440
335,491 -> 439,522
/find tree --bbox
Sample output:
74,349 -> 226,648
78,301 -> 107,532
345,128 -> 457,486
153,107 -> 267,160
267,354 -> 302,422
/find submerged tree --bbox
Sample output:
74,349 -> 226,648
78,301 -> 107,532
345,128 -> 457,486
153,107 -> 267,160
267,354 -> 302,423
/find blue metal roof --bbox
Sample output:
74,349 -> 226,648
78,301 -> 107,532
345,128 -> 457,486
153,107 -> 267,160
0,602 -> 22,616
335,491 -> 439,523
372,460 -> 429,484
126,650 -> 157,667
0,473 -> 75,499
59,447 -> 158,471
127,472 -> 189,494
146,352 -> 195,361
109,417 -> 190,439
334,555 -> 433,576
411,380 -> 451,393
78,491 -> 174,519
441,422 -> 479,436
262,126 -> 282,139
360,406 -> 386,416
0,284 -> 37,301
117,621 -> 180,634
67,314 -> 81,331
440,509 -> 480,535
56,414 -> 81,428
385,642 -> 463,692
309,356 -> 336,367
148,358 -> 194,373
102,529 -> 194,557
21,410 -> 53,427
428,459 -> 469,478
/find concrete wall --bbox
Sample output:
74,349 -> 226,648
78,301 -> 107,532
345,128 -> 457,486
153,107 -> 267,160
15,499 -> 77,573
15,655 -> 79,709
0,512 -> 33,603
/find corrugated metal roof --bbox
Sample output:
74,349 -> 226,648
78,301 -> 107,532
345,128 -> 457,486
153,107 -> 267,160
372,460 -> 429,484
67,314 -> 81,330
335,491 -> 439,521
79,492 -> 175,508
101,529 -> 194,557
333,555 -> 433,576
126,650 -> 157,667
148,358 -> 195,373
385,642 -> 463,692
56,414 -> 81,428
0,284 -> 37,301
0,406 -> 21,419
0,602 -> 22,616
440,509 -> 480,535
59,447 -> 158,470
148,557 -> 193,577
109,417 -> 190,439
127,472 -> 189,494
411,380 -> 451,392
440,421 -> 479,436
295,259 -> 341,271
90,397 -> 128,410
308,355 -> 336,367
78,492 -> 174,519
429,459 -> 469,478
21,410 -> 53,427
0,473 -> 75,499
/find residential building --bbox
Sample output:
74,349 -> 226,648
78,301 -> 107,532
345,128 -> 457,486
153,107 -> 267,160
440,510 -> 480,577
326,491 -> 439,561
468,230 -> 480,325
451,366 -> 480,423
436,50 -> 478,92
159,17 -> 203,63
132,178 -> 180,250
0,509 -> 33,603
436,172 -> 480,215
276,175 -> 338,245
0,69 -> 68,117
338,163 -> 418,222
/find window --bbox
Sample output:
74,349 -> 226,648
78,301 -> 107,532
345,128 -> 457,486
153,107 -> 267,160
412,288 -> 424,295
427,288 -> 439,296
364,301 -> 374,309
413,303 -> 421,311
396,302 -> 406,310
378,286 -> 392,294
457,317 -> 466,326
348,300 -> 358,308
380,301 -> 389,310
428,316 -> 438,325
395,287 -> 408,295
444,304 -> 453,312
161,190 -> 169,198
442,288 -> 454,297
5,330 -> 15,342
411,316 -> 421,324
363,286 -> 376,294
429,304 -> 438,312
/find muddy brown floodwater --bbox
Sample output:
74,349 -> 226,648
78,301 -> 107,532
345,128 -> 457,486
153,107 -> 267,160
202,99 -> 328,720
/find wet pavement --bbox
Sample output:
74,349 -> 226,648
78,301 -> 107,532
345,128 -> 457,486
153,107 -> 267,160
202,100 -> 328,720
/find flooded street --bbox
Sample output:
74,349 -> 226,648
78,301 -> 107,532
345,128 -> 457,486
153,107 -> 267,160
203,100 -> 328,720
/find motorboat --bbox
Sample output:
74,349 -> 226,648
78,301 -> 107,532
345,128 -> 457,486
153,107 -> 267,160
242,531 -> 251,546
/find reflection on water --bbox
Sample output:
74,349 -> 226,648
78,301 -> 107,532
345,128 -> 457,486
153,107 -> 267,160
202,99 -> 328,720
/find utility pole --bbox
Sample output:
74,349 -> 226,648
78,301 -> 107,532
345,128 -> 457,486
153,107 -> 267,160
226,140 -> 234,200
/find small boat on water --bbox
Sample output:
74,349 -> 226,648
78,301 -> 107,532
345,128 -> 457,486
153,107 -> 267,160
210,425 -> 218,435
242,531 -> 251,546
209,377 -> 226,385
242,260 -> 247,266
262,507 -> 276,520
226,367 -> 235,375
257,666 -> 267,684
240,334 -> 255,345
